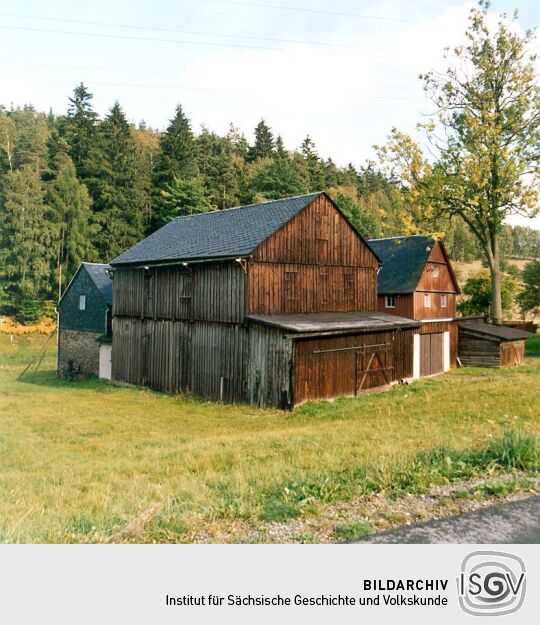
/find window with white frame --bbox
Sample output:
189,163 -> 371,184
424,293 -> 431,308
79,295 -> 86,311
440,294 -> 447,308
432,265 -> 440,278
385,295 -> 396,308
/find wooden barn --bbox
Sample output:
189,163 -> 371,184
57,262 -> 113,379
368,235 -> 460,378
110,192 -> 420,408
457,320 -> 533,368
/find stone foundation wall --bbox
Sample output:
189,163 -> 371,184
58,328 -> 101,378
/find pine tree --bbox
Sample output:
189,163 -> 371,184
9,105 -> 49,174
47,152 -> 94,298
92,102 -> 148,259
248,119 -> 274,161
0,166 -> 53,309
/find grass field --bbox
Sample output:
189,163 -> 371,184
0,333 -> 538,543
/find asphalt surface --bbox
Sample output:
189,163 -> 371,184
355,496 -> 540,543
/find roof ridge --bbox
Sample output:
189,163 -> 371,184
369,234 -> 432,242
82,261 -> 111,267
172,192 -> 323,221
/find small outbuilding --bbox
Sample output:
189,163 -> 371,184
57,262 -> 112,379
457,321 -> 533,368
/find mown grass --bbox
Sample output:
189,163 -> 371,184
0,334 -> 538,543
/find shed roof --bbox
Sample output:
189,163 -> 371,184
111,193 -> 324,266
458,321 -> 533,342
247,311 -> 420,337
368,235 -> 439,294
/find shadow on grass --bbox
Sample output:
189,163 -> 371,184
18,369 -> 115,392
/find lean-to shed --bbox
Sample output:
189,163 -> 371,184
457,321 -> 533,368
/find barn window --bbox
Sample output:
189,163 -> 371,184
343,274 -> 355,300
440,294 -> 447,308
79,295 -> 86,311
385,295 -> 396,308
433,265 -> 440,278
283,271 -> 298,300
424,293 -> 431,308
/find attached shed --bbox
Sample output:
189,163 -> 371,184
457,322 -> 533,368
57,262 -> 112,379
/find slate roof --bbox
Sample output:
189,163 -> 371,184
247,311 -> 420,335
367,235 -> 437,294
458,322 -> 533,342
111,193 -> 323,266
83,263 -> 112,305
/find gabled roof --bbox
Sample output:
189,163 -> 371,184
83,263 -> 112,305
111,193 -> 324,266
368,235 -> 456,294
59,262 -> 112,305
458,321 -> 533,342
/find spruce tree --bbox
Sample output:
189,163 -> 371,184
92,102 -> 147,259
62,83 -> 99,180
248,119 -> 275,161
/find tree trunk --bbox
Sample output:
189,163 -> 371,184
487,234 -> 503,325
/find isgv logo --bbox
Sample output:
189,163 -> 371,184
457,551 -> 526,616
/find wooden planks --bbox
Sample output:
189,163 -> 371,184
500,340 -> 525,368
294,329 -> 414,405
420,332 -> 443,376
458,334 -> 501,368
113,261 -> 246,323
247,325 -> 295,409
253,194 -> 379,267
377,294 -> 414,319
248,262 -> 376,315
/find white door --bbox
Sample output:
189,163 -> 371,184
99,344 -> 112,380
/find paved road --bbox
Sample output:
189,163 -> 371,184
355,497 -> 540,544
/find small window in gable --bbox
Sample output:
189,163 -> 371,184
424,293 -> 431,308
315,214 -> 330,240
432,265 -> 440,278
79,295 -> 86,311
284,271 -> 298,301
440,294 -> 447,308
385,295 -> 396,308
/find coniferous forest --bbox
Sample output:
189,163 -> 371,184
1,83 -> 539,322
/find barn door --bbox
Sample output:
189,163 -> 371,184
356,342 -> 393,392
420,333 -> 443,376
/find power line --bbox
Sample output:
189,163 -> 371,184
21,76 -> 424,101
0,60 -> 420,91
0,12 -> 384,51
206,0 -> 423,24
0,24 -> 282,51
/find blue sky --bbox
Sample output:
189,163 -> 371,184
1,1 -> 538,227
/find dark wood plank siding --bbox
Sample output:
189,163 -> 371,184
248,263 -> 376,315
417,321 -> 451,334
377,294 -> 414,319
294,329 -> 413,405
247,326 -> 295,409
458,334 -> 501,368
414,292 -> 456,319
253,194 -> 379,267
112,318 -> 248,402
113,261 -> 246,323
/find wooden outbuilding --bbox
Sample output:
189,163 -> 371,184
368,235 -> 460,378
110,192 -> 419,408
457,320 -> 533,368
57,262 -> 113,379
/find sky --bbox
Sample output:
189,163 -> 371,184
1,0 -> 538,228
